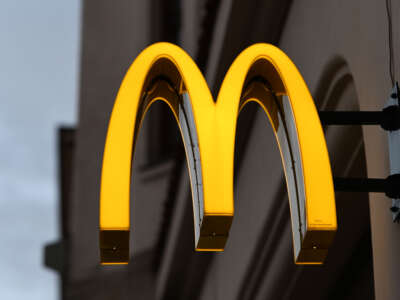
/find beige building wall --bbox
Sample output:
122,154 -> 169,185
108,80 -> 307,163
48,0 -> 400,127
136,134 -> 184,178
69,0 -> 152,281
279,1 -> 400,299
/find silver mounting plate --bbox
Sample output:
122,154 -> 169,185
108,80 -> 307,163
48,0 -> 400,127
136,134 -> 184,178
386,82 -> 400,222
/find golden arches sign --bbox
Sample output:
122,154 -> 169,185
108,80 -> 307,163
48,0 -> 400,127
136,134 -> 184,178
99,42 -> 337,265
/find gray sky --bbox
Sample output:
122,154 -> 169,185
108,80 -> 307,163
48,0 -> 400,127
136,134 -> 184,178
0,1 -> 80,298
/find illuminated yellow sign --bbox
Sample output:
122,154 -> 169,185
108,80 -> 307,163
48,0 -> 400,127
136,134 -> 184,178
99,43 -> 337,265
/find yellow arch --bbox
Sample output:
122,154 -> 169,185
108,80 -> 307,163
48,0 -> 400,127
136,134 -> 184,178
100,43 -> 227,264
217,44 -> 336,263
100,42 -> 336,265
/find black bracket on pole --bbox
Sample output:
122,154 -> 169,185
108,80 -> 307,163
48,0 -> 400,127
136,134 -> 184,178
333,174 -> 400,199
318,82 -> 400,130
319,83 -> 400,222
333,175 -> 400,223
319,106 -> 400,131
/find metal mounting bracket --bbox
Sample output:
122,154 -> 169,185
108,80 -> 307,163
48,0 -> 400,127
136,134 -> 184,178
319,83 -> 400,222
318,87 -> 400,130
386,82 -> 400,222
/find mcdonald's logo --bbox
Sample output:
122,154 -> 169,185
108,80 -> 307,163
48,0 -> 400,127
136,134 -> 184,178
99,42 -> 337,266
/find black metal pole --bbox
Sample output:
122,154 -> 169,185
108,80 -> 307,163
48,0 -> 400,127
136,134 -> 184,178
319,111 -> 382,126
334,177 -> 387,193
333,174 -> 400,199
318,105 -> 400,130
